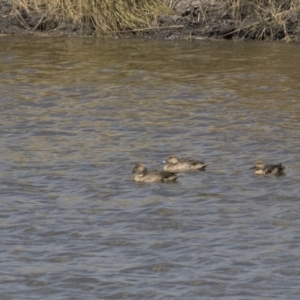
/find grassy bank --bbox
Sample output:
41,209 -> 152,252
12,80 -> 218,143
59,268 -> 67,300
11,0 -> 172,33
9,0 -> 300,40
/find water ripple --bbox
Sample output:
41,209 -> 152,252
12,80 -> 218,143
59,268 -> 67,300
1,36 -> 300,299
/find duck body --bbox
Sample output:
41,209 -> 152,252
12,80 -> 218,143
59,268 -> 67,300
163,155 -> 211,172
252,160 -> 286,175
132,163 -> 181,183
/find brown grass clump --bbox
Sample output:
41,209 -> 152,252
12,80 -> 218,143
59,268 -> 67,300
11,0 -> 172,34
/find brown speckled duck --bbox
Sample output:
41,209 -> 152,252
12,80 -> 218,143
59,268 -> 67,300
132,163 -> 181,183
251,160 -> 286,175
163,155 -> 211,172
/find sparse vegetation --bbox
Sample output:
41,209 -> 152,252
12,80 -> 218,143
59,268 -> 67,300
222,0 -> 300,40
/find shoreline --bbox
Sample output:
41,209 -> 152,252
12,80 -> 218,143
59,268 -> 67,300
1,0 -> 300,42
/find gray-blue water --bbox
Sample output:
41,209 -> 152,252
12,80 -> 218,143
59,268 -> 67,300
1,36 -> 300,299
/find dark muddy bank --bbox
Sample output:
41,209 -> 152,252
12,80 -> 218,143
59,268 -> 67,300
1,0 -> 299,41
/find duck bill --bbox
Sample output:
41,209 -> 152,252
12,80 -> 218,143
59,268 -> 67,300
249,166 -> 256,169
162,160 -> 166,164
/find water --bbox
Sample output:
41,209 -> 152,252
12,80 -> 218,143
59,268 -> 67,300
1,36 -> 300,299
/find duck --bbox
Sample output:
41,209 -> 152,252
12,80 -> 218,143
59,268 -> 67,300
251,160 -> 286,175
132,163 -> 181,183
162,155 -> 211,172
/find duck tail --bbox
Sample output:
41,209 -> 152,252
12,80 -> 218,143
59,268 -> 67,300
202,162 -> 211,169
280,163 -> 286,170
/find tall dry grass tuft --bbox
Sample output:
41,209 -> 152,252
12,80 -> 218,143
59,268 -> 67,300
11,0 -> 172,33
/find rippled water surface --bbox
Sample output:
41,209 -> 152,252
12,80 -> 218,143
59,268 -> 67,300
1,36 -> 300,299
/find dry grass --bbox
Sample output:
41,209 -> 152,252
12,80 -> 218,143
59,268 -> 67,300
10,0 -> 300,40
11,0 -> 172,33
224,0 -> 300,40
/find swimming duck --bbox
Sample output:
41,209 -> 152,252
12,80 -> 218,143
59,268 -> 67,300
132,163 -> 181,183
163,155 -> 211,172
251,160 -> 286,175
